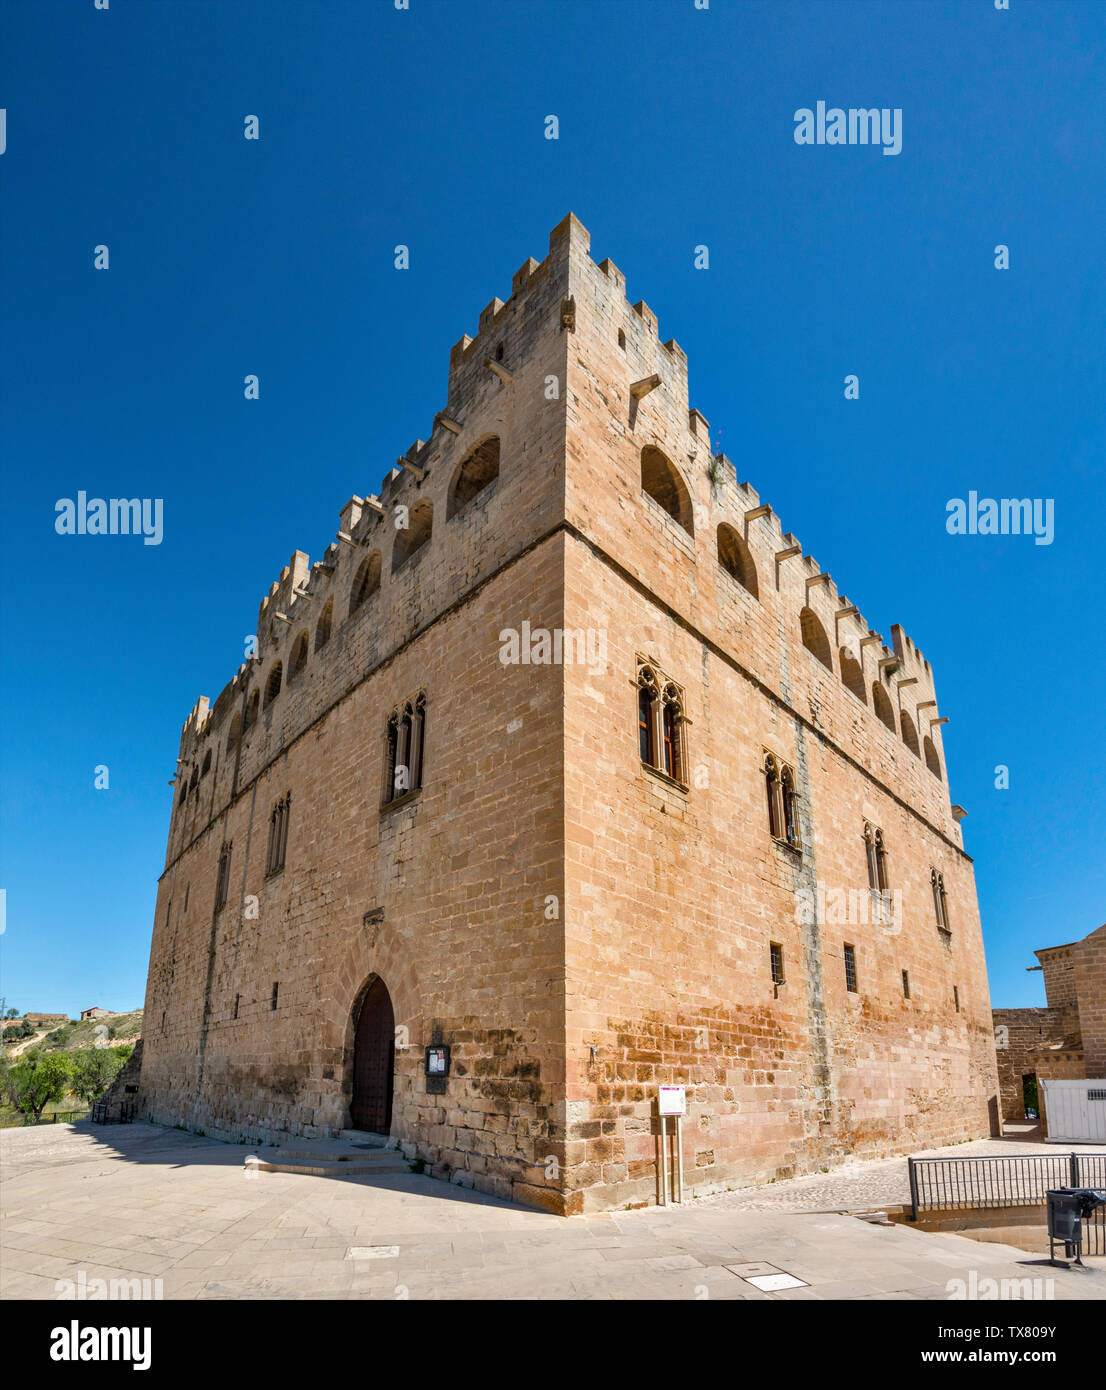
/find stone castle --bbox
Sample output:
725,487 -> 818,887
136,213 -> 1001,1213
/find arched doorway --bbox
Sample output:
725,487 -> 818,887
351,976 -> 395,1134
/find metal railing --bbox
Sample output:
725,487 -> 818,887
908,1152 -> 1106,1255
89,1100 -> 135,1125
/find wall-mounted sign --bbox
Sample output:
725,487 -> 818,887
425,1045 -> 450,1076
658,1084 -> 686,1117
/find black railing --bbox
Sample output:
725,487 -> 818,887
89,1100 -> 135,1125
908,1152 -> 1106,1257
909,1151 -> 1106,1217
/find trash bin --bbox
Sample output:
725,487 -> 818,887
1047,1188 -> 1106,1266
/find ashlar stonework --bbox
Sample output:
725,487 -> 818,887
136,214 -> 1001,1214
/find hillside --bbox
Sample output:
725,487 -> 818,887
3,1011 -> 143,1057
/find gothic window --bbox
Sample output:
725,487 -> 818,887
765,753 -> 800,848
383,691 -> 426,805
226,711 -> 242,753
864,822 -> 891,922
765,754 -> 783,839
246,689 -> 260,729
863,823 -> 890,890
635,662 -> 687,786
638,684 -> 654,764
266,794 -> 291,875
932,868 -> 951,940
662,685 -> 683,782
923,735 -> 943,780
781,766 -> 800,849
864,822 -> 879,890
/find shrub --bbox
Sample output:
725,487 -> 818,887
68,1046 -> 131,1104
7,1054 -> 72,1121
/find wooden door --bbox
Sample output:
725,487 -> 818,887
351,977 -> 394,1134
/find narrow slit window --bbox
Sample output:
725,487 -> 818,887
844,944 -> 858,994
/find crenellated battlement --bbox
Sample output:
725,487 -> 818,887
169,212 -> 950,834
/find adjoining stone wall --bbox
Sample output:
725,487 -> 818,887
102,1039 -> 143,1111
990,924 -> 1105,1122
991,1008 -> 1062,1120
1072,926 -> 1106,1079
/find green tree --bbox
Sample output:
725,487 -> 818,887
8,1054 -> 72,1121
68,1046 -> 131,1104
4,1008 -> 19,1019
2,1026 -> 22,1042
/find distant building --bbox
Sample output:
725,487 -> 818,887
993,923 -> 1106,1123
23,1013 -> 68,1027
80,1007 -> 113,1022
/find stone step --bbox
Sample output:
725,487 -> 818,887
266,1145 -> 397,1162
337,1129 -> 390,1147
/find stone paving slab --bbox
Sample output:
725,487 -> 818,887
3,1121 -> 1105,1301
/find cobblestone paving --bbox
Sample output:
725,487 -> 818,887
3,1122 -> 1104,1301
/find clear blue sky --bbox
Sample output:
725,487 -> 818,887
1,0 -> 1103,1017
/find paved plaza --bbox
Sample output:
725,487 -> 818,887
2,1122 -> 1104,1301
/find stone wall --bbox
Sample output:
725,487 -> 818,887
1072,926 -> 1106,1078
136,213 -> 999,1214
992,1007 -> 1061,1120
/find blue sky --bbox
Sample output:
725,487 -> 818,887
1,0 -> 1103,1017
